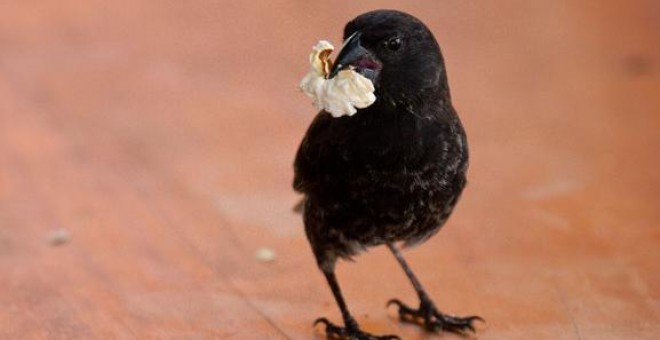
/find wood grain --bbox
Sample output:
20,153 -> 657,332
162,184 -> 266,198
0,1 -> 658,339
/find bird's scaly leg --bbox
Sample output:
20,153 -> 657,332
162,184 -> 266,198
386,243 -> 484,335
315,269 -> 400,340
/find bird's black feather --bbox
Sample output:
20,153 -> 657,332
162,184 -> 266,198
293,10 -> 481,338
294,10 -> 468,268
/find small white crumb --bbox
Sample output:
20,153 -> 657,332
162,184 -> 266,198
300,40 -> 376,117
255,247 -> 277,263
47,228 -> 70,246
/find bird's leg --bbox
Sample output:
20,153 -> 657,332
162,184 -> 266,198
386,243 -> 483,335
315,268 -> 400,340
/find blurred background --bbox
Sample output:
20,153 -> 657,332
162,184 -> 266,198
0,1 -> 658,339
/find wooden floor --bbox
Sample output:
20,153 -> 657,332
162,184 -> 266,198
1,1 -> 659,339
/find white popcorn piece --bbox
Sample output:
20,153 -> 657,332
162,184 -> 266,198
300,40 -> 376,117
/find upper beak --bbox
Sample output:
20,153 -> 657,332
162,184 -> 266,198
328,31 -> 369,79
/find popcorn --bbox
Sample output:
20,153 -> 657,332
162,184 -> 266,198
299,40 -> 376,117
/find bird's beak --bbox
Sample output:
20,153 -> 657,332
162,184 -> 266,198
328,31 -> 371,79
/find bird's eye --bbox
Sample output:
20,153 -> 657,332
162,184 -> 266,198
385,37 -> 401,51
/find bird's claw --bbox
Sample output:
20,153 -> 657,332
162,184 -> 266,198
387,298 -> 484,334
314,317 -> 401,340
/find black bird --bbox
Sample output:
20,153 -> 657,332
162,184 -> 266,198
294,10 -> 482,339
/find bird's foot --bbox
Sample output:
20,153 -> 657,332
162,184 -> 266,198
314,317 -> 400,340
387,298 -> 483,335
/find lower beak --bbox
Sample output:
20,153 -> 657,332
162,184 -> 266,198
328,31 -> 370,79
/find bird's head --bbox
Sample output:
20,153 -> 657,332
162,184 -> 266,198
328,10 -> 448,106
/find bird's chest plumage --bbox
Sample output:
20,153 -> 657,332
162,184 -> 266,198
302,108 -> 468,253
